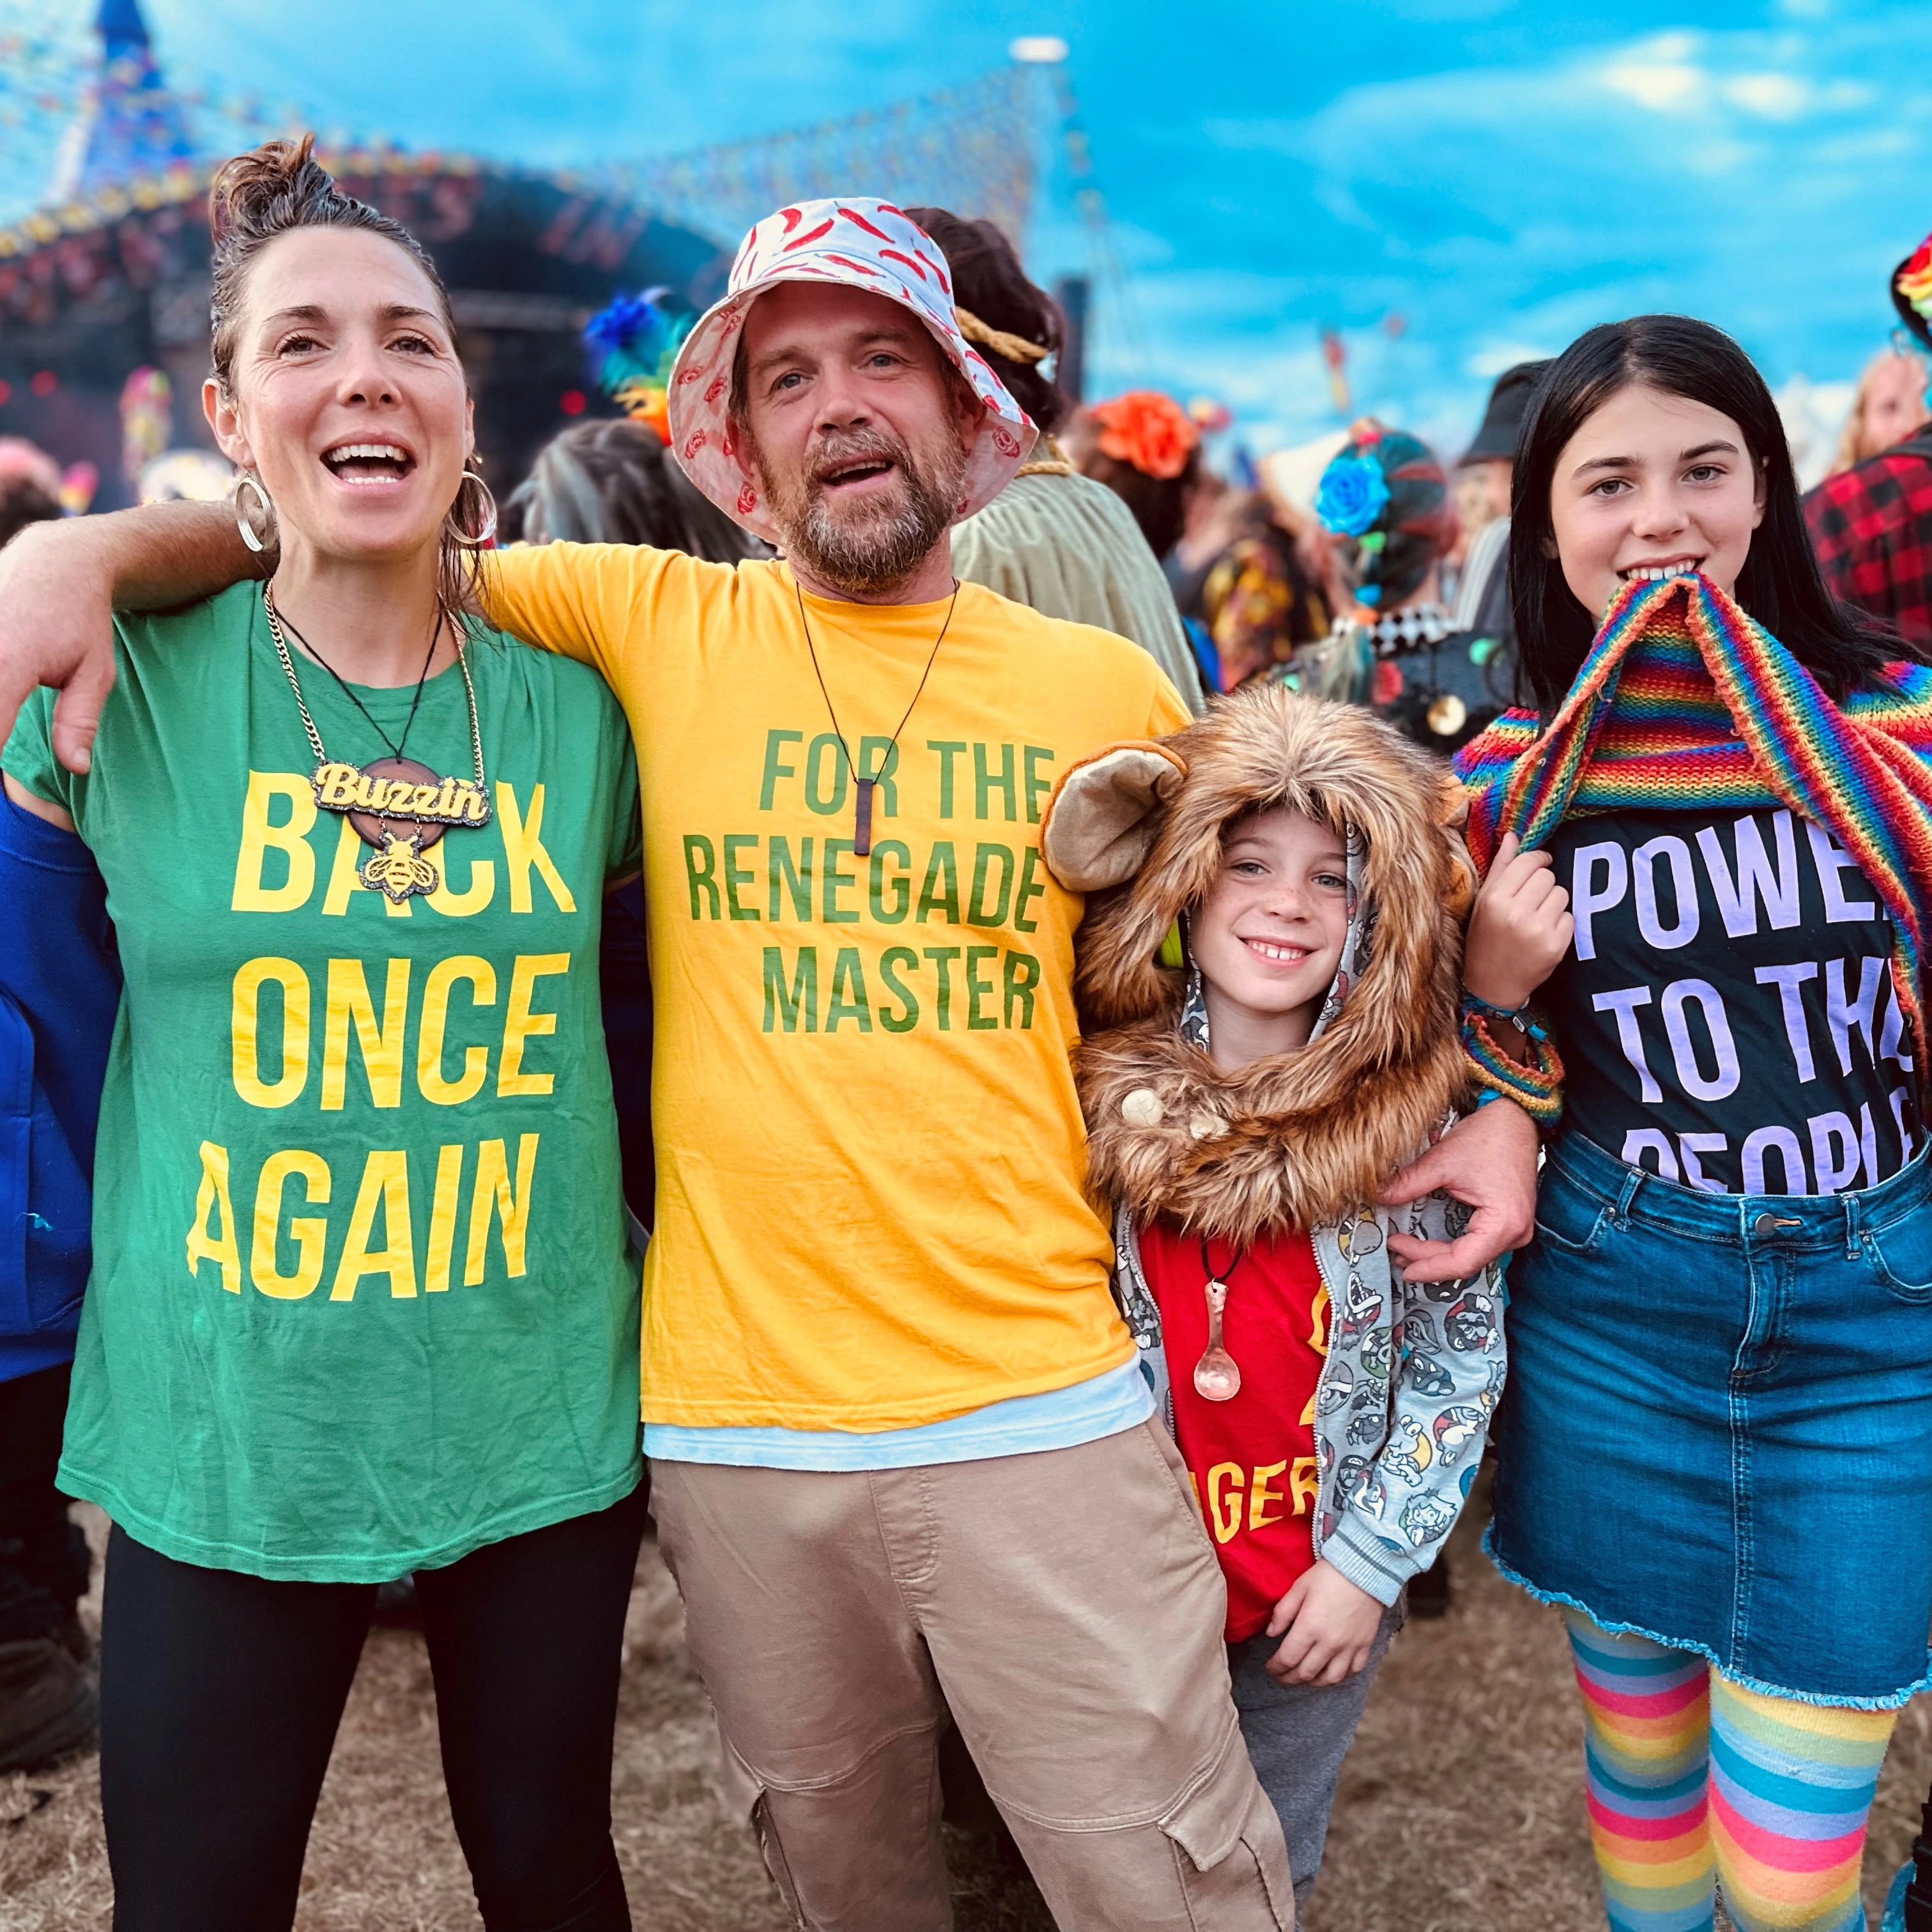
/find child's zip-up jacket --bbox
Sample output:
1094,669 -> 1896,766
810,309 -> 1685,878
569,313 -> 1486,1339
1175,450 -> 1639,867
1041,687 -> 1506,1607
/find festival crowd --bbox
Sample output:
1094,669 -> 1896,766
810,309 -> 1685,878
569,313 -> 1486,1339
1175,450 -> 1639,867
6,137 -> 1932,1932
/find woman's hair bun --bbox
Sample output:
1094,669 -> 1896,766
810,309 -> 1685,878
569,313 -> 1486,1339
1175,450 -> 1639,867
208,134 -> 330,247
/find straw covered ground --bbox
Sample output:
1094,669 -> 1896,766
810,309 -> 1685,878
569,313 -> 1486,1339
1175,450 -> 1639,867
4,1490 -> 1929,1931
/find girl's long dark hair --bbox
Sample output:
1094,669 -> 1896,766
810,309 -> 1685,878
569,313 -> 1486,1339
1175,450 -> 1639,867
1510,314 -> 1918,715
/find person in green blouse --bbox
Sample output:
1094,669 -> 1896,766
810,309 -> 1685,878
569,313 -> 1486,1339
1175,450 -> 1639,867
1,140 -> 645,1932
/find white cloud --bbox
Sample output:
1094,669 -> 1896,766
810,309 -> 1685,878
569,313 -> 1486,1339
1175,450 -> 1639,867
1597,40 -> 1868,124
1602,61 -> 1703,111
1685,137 -> 1754,175
1723,72 -> 1810,118
1807,125 -> 1919,165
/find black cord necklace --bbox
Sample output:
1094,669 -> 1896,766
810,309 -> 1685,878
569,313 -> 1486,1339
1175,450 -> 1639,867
272,602 -> 441,767
794,578 -> 958,857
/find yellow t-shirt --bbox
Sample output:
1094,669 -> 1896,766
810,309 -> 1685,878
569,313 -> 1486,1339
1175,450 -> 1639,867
484,548 -> 1191,1430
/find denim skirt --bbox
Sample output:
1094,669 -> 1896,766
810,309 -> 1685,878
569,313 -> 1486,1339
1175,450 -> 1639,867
1489,1130 -> 1932,1706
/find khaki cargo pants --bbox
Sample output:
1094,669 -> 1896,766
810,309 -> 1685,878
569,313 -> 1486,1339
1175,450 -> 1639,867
651,1418 -> 1295,1931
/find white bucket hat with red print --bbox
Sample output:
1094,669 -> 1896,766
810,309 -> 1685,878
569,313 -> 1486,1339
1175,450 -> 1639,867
664,197 -> 1038,544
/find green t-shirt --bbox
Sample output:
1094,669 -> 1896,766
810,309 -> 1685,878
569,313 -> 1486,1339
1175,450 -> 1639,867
3,581 -> 644,1581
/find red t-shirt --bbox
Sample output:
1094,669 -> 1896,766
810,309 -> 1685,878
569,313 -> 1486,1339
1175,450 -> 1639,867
1138,1222 -> 1331,1641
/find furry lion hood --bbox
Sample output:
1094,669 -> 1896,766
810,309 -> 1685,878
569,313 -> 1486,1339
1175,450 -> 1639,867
1043,684 -> 1476,1243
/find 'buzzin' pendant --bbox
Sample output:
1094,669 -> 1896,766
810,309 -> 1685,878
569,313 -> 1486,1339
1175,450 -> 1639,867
1193,1278 -> 1241,1402
310,754 -> 494,903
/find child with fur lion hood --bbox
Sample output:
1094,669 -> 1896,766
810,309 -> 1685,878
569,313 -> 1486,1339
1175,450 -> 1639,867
1041,683 -> 1506,1909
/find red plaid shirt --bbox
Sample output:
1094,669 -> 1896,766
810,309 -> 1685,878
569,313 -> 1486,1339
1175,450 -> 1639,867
1804,430 -> 1932,648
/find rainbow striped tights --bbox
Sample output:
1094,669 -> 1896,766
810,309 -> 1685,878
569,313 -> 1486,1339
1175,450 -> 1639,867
1565,1613 -> 1896,1931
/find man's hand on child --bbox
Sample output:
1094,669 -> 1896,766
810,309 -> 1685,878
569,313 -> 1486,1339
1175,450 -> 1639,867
1264,1561 -> 1383,1687
1463,831 -> 1573,1011
1382,1099 -> 1538,1282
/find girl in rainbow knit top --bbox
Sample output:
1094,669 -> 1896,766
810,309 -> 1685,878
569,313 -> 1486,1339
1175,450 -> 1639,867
1453,315 -> 1932,1932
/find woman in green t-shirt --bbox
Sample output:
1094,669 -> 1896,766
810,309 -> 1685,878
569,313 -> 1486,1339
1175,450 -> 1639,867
1,141 -> 645,1932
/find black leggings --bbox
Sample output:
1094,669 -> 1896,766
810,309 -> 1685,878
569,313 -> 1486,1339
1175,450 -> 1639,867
98,1481 -> 648,1932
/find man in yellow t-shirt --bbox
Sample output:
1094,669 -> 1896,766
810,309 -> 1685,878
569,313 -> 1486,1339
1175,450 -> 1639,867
0,197 -> 1540,1929
465,205 -> 1305,1926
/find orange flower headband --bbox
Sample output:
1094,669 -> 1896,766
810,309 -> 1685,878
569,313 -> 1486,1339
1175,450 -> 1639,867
1091,390 -> 1199,480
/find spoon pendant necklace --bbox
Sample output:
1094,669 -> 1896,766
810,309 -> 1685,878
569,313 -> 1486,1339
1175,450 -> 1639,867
263,584 -> 492,902
1193,1236 -> 1245,1402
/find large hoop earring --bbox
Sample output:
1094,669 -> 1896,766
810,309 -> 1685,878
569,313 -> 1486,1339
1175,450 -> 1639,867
445,468 -> 498,549
235,473 -> 275,554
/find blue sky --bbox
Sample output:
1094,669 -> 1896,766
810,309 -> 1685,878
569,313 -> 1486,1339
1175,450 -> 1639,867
6,0 -> 1928,465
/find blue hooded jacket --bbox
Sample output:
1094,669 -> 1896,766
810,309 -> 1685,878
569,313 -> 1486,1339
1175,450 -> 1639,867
0,788 -> 119,1382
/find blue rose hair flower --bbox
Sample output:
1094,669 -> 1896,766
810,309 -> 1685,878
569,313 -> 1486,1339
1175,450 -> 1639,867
1315,450 -> 1392,538
583,288 -> 675,362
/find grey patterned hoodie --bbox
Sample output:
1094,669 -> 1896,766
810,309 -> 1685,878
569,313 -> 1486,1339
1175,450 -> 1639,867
1039,684 -> 1506,1606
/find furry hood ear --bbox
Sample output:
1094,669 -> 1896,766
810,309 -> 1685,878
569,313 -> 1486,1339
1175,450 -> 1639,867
1073,685 -> 1475,1238
1041,742 -> 1188,893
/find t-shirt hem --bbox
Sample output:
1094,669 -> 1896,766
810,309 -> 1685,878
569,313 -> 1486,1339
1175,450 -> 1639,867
638,1342 -> 1138,1434
58,1459 -> 642,1584
645,1367 -> 1153,1471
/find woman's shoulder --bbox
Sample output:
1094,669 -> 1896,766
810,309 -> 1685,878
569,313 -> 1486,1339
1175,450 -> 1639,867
465,618 -> 627,720
0,595 -> 257,824
461,614 -> 629,742
113,578 -> 259,653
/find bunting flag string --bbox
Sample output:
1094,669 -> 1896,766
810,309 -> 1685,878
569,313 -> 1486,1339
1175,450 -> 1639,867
595,66 -> 1036,246
0,1 -> 1037,256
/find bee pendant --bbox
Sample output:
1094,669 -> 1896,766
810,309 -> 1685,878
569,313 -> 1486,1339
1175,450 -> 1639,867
360,831 -> 441,902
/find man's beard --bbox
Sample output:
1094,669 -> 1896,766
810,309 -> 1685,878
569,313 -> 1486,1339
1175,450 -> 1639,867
755,424 -> 965,596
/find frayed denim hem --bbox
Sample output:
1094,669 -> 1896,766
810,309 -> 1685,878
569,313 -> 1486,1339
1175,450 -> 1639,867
1482,1522 -> 1932,1712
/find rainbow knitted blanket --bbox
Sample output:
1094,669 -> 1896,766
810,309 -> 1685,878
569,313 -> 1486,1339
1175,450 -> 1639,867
1455,572 -> 1932,1072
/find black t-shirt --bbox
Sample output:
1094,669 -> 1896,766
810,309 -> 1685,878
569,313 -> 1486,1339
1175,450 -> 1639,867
1540,806 -> 1922,1195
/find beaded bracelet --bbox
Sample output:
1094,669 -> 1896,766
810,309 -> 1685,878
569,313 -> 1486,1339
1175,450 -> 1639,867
1460,987 -> 1547,1037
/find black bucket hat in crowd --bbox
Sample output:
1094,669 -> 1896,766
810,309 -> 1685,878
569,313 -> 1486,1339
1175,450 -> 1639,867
1891,229 -> 1932,353
1459,360 -> 1553,466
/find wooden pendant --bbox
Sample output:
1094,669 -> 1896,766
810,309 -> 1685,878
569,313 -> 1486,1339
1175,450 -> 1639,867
309,755 -> 489,903
854,777 -> 875,857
